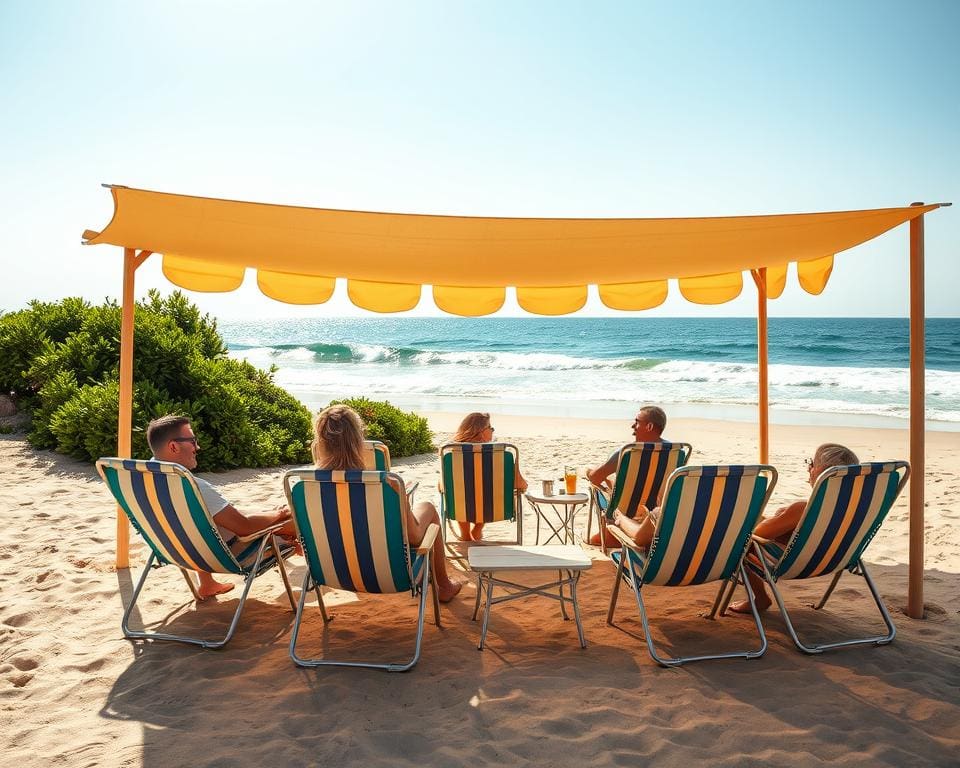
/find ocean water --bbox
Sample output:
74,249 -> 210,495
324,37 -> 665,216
220,318 -> 960,430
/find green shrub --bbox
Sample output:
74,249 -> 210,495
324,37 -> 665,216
331,397 -> 433,458
1,291 -> 312,470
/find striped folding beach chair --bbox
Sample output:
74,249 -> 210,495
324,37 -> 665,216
363,439 -> 419,501
720,461 -> 910,654
363,439 -> 390,470
587,441 -> 692,554
95,457 -> 297,649
439,442 -> 523,556
283,468 -> 441,672
607,464 -> 778,666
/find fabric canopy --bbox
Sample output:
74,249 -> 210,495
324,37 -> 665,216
83,186 -> 938,316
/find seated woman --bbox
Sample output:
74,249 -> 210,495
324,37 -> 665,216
451,412 -> 528,541
312,405 -> 463,602
729,442 -> 859,613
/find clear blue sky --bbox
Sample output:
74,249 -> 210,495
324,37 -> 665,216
1,1 -> 956,318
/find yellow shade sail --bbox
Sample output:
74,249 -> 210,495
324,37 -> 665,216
83,186 -> 941,314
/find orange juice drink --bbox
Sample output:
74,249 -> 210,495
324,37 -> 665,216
564,466 -> 577,494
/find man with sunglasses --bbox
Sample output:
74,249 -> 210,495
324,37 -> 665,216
146,415 -> 296,599
585,405 -> 667,547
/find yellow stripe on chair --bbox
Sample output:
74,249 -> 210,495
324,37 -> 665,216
117,469 -> 181,566
336,483 -> 366,590
680,475 -> 726,586
304,482 -> 342,589
811,474 -> 865,577
165,473 -> 227,570
658,474 -> 700,572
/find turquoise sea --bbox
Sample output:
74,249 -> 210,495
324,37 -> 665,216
220,318 -> 960,430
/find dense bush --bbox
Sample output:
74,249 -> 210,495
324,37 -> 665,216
331,396 -> 433,458
0,291 -> 312,470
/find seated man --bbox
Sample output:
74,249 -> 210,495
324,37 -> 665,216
729,442 -> 860,613
585,405 -> 667,548
146,415 -> 296,600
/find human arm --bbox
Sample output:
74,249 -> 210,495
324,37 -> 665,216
213,504 -> 291,537
515,466 -> 528,493
753,500 -> 805,541
587,452 -> 619,490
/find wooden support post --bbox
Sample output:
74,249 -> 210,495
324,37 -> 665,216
115,247 -> 137,568
751,269 -> 770,464
907,205 -> 926,619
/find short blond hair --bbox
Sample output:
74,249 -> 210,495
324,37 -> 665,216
813,443 -> 859,470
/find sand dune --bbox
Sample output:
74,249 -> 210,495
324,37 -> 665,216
2,416 -> 958,767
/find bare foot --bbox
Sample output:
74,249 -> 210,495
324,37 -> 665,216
197,580 -> 235,600
437,579 -> 464,603
729,596 -> 771,614
457,523 -> 473,542
471,524 -> 484,541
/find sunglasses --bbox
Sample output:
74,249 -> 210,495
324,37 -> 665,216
805,457 -> 814,469
171,437 -> 199,447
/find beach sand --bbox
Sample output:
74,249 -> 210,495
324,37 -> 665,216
2,415 -> 959,767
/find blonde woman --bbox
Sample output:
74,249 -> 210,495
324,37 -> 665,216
728,443 -> 860,614
312,405 -> 463,602
451,412 -> 528,541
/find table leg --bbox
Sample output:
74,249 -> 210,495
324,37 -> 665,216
478,571 -> 495,650
472,572 -> 483,621
558,569 -> 569,620
570,570 -> 587,648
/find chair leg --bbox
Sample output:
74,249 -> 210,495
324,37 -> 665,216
707,574 -> 736,619
269,535 -> 298,612
812,570 -> 843,610
629,561 -> 767,667
122,544 -> 268,650
606,549 -> 627,625
759,557 -> 895,654
289,561 -> 431,672
569,570 -> 587,649
179,567 -> 201,601
429,569 -> 442,627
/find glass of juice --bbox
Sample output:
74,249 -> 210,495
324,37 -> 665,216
564,466 -> 577,494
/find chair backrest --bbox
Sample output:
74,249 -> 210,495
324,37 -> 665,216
608,441 -> 692,518
641,464 -> 777,587
439,442 -> 519,524
362,440 -> 391,471
96,457 -> 243,575
283,468 -> 415,594
772,461 -> 910,581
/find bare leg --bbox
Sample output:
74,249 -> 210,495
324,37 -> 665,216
457,522 -> 473,541
471,523 -> 485,541
196,571 -> 234,600
612,510 -> 655,549
408,502 -> 464,602
729,569 -> 771,613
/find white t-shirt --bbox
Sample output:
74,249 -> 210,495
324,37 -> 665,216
193,475 -> 232,540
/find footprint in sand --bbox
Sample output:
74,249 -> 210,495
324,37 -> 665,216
3,612 -> 33,627
11,657 -> 39,672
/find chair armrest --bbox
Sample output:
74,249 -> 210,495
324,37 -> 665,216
234,520 -> 290,543
405,480 -> 420,497
750,534 -> 775,545
416,523 -> 440,555
604,523 -> 640,551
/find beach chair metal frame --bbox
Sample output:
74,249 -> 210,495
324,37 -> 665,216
96,457 -> 297,650
283,468 -> 441,672
438,442 -> 524,559
364,439 -> 419,501
587,441 -> 692,555
607,464 -> 777,667
719,461 -> 910,654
